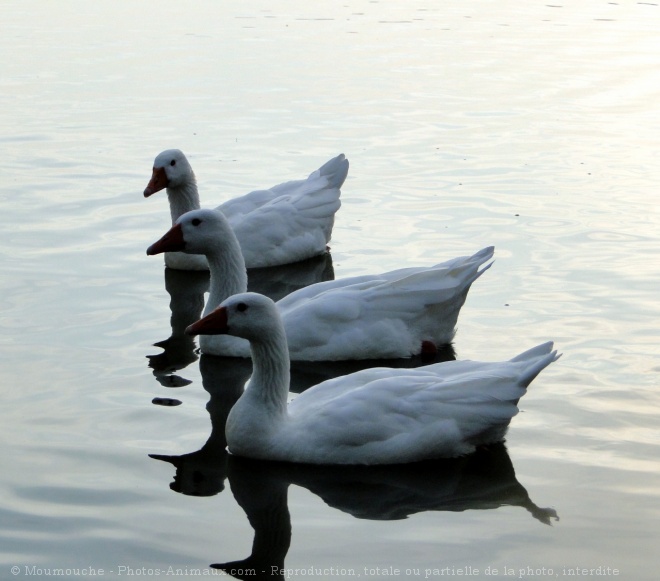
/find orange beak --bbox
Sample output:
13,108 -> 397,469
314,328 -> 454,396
144,166 -> 168,197
147,223 -> 185,255
185,306 -> 229,336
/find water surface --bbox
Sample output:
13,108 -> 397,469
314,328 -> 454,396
1,1 -> 659,580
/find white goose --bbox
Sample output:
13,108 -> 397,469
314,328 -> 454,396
185,292 -> 560,465
144,149 -> 348,270
147,208 -> 494,360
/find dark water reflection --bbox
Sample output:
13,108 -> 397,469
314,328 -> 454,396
246,253 -> 335,302
213,447 -> 557,580
147,268 -> 208,388
150,356 -> 251,497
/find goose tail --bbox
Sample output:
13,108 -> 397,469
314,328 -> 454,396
511,341 -> 562,387
465,245 -> 495,285
315,153 -> 349,189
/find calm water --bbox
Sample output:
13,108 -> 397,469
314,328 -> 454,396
1,1 -> 659,580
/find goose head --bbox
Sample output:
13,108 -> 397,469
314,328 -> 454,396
147,208 -> 236,257
186,293 -> 280,342
144,149 -> 195,197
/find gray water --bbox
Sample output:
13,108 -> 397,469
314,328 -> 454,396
1,1 -> 659,580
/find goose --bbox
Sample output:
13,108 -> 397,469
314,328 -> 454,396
185,292 -> 560,465
147,208 -> 494,360
143,149 -> 348,270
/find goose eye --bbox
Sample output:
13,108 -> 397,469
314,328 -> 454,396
191,218 -> 202,226
170,160 -> 176,166
237,302 -> 248,312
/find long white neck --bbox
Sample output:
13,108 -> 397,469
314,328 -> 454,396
224,313 -> 290,457
203,242 -> 248,318
246,325 -> 290,417
166,174 -> 200,224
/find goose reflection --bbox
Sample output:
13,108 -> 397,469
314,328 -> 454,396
149,355 -> 252,496
147,254 -> 335,392
150,357 -> 557,579
211,443 -> 558,579
246,253 -> 335,303
147,268 -> 208,388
